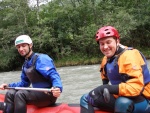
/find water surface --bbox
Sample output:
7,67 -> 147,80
0,64 -> 102,104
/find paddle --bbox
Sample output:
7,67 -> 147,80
4,87 -> 52,92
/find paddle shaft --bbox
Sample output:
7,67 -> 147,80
5,87 -> 52,92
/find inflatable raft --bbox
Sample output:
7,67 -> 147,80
0,94 -> 111,113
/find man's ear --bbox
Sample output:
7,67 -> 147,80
29,44 -> 33,49
116,39 -> 120,46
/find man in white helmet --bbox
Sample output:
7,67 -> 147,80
15,35 -> 33,57
0,35 -> 63,113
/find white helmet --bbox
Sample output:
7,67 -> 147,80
15,35 -> 32,46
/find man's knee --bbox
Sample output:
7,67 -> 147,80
115,97 -> 134,113
80,94 -> 95,113
5,90 -> 16,102
5,90 -> 16,97
15,90 -> 28,101
80,94 -> 89,108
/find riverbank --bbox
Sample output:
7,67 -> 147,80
1,47 -> 150,72
55,56 -> 101,67
54,48 -> 150,68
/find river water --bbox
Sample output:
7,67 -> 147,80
0,64 -> 102,104
1,60 -> 150,104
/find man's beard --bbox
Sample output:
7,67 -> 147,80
22,47 -> 31,58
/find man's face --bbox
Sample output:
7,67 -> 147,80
99,37 -> 119,58
16,43 -> 32,58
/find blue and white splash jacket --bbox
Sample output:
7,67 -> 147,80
8,53 -> 63,92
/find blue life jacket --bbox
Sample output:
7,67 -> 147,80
23,53 -> 52,88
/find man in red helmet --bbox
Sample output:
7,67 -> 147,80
80,26 -> 150,113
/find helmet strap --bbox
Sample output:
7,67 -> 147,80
24,44 -> 32,58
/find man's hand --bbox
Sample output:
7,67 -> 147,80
51,87 -> 61,97
0,84 -> 8,90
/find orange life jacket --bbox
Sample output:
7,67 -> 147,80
100,47 -> 150,99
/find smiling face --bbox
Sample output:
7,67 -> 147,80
99,37 -> 119,58
16,43 -> 33,58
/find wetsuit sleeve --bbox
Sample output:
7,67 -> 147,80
35,54 -> 63,92
98,84 -> 119,94
118,49 -> 144,96
8,71 -> 31,87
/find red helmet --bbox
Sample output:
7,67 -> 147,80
95,26 -> 120,42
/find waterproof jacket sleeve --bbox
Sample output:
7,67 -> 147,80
117,49 -> 144,96
8,71 -> 31,87
35,54 -> 63,92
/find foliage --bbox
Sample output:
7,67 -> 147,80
0,0 -> 150,71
